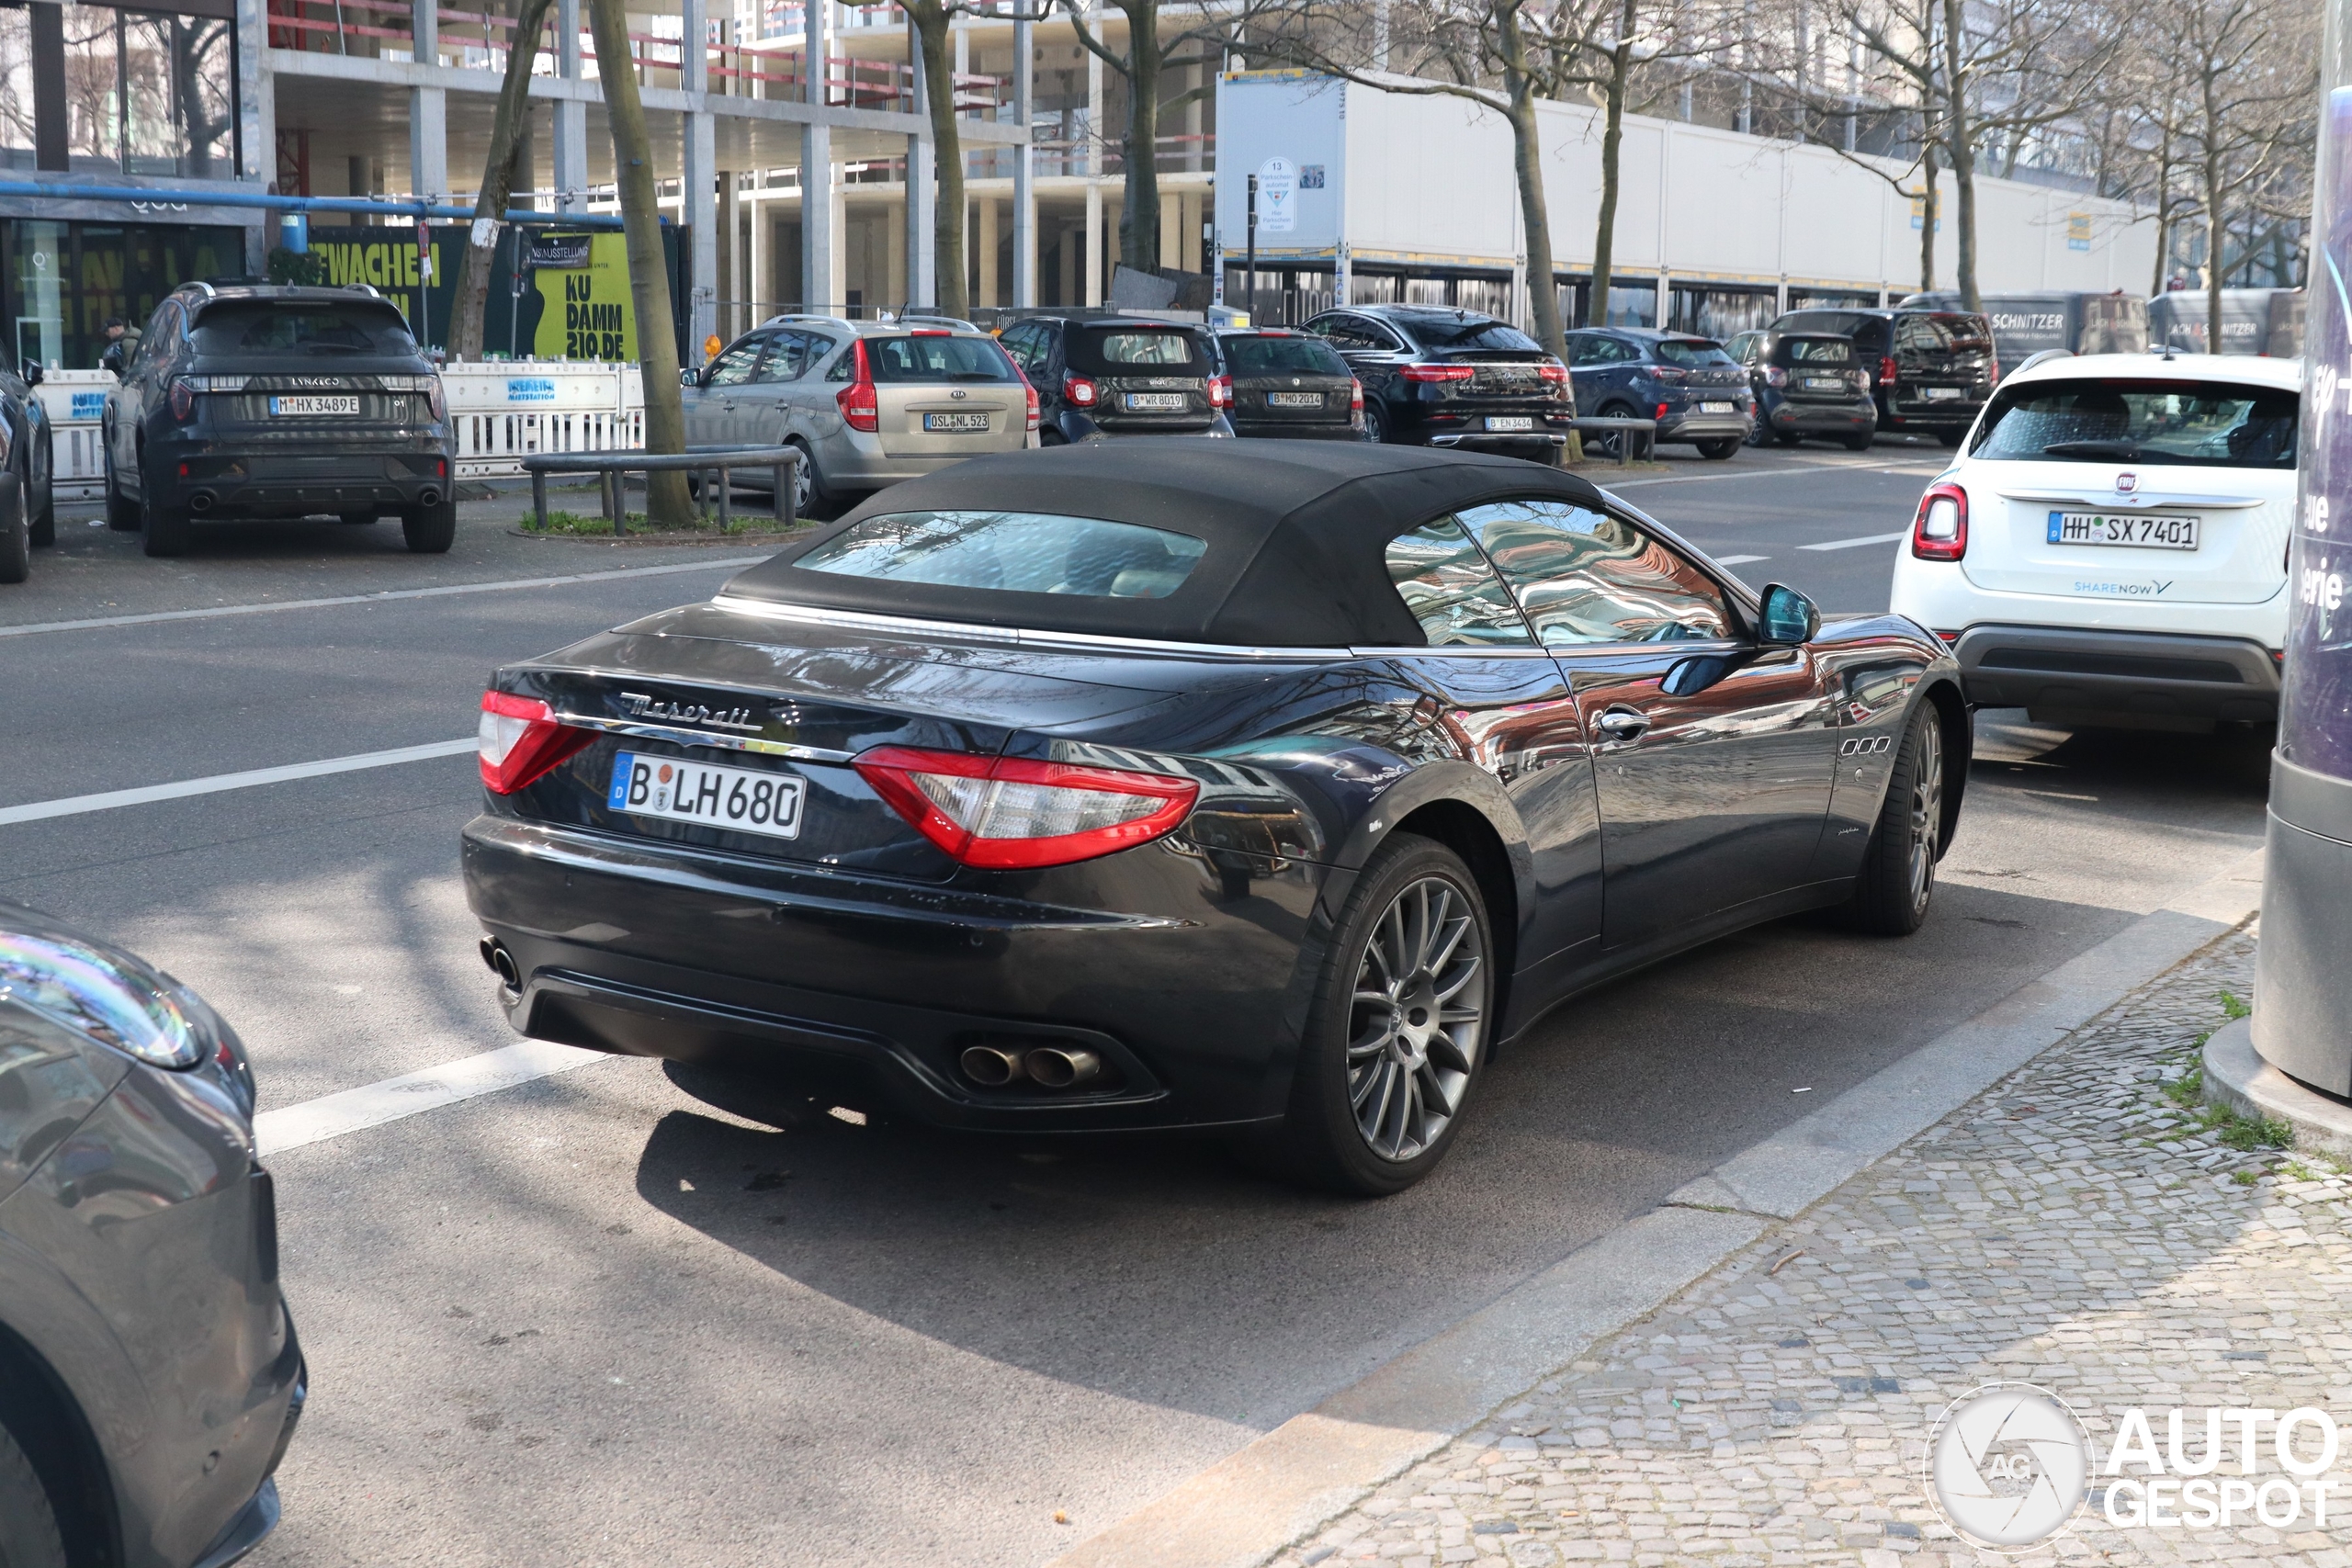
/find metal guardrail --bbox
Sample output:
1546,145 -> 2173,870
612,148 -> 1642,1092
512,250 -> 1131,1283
1566,417 -> 1659,465
521,445 -> 801,536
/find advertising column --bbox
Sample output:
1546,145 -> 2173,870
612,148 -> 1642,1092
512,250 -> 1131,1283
2253,0 -> 2352,1093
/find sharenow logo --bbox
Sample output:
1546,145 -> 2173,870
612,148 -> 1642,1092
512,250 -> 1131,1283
1924,1384 -> 2341,1550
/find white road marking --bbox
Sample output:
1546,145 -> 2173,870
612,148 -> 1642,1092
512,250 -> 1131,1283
254,1038 -> 606,1157
0,555 -> 772,639
1714,554 -> 1770,566
1798,531 -> 1909,552
0,737 -> 477,827
1605,459 -> 1942,490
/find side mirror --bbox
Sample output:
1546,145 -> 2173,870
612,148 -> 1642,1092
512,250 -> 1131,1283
20,361 -> 41,387
680,367 -> 701,389
1758,582 -> 1820,646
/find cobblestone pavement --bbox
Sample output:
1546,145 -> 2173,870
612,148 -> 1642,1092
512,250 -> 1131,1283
1274,923 -> 2352,1568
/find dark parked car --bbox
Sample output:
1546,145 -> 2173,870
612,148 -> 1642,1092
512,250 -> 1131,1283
1724,331 -> 1878,450
1303,306 -> 1572,461
0,356 -> 56,583
103,282 -> 456,557
1767,308 -> 1996,446
1208,329 -> 1363,439
995,315 -> 1234,444
0,904 -> 305,1568
460,442 -> 1968,1194
1563,328 -> 1753,459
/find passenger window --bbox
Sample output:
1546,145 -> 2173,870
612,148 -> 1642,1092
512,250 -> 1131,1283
1384,516 -> 1535,648
751,333 -> 805,382
1456,499 -> 1731,647
825,341 -> 855,381
704,333 -> 769,387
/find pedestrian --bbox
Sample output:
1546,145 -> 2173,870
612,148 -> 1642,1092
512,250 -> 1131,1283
99,316 -> 141,375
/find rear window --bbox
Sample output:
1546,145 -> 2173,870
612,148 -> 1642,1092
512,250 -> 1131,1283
1221,334 -> 1349,377
865,334 -> 1020,383
1655,338 -> 1737,367
1973,378 -> 2298,468
1896,312 -> 1992,355
1780,337 -> 1853,365
1070,328 -> 1205,373
190,301 -> 418,356
796,511 -> 1208,600
1399,316 -> 1543,353
1778,310 -> 1869,336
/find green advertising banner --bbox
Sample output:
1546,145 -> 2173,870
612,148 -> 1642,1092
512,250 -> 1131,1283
303,224 -> 685,361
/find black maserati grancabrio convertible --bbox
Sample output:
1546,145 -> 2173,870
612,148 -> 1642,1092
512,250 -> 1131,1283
461,442 -> 1968,1193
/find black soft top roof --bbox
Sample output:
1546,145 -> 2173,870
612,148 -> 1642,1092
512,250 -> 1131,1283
722,441 -> 1611,647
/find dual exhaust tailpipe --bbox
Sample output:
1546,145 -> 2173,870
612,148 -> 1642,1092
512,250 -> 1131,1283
417,487 -> 442,509
478,937 -> 520,991
187,491 -> 216,513
960,1043 -> 1102,1090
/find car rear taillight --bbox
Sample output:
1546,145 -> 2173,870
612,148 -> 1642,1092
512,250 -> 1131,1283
1763,366 -> 1787,388
1066,374 -> 1098,407
854,746 -> 1198,870
1023,378 -> 1040,432
836,339 -> 878,432
1911,483 -> 1968,561
1350,378 -> 1364,415
1538,362 -> 1568,384
1655,401 -> 1670,419
1650,366 -> 1688,385
1207,375 -> 1232,411
1879,355 -> 1899,390
426,375 -> 447,422
1400,363 -> 1475,384
169,378 -> 194,421
478,691 -> 595,795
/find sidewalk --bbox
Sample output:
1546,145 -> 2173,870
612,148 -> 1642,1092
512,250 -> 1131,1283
1273,923 -> 2352,1568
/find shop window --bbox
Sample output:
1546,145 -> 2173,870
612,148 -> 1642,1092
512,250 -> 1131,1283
4,219 -> 243,369
2,2 -> 234,177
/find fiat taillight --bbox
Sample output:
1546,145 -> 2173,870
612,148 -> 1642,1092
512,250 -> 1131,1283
478,691 -> 594,795
854,746 -> 1198,870
1911,482 -> 1969,561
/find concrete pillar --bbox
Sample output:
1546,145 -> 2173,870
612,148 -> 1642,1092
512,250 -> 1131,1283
801,0 -> 835,312
1178,189 -> 1199,274
1057,224 -> 1077,305
239,0 -> 272,183
904,19 -> 933,310
554,0 -> 588,217
888,198 -> 908,310
684,0 -> 718,363
1012,13 -> 1036,306
978,197 -> 1000,306
1159,189 -> 1180,270
1182,62 -> 1202,173
718,172 -> 738,334
749,187 -> 767,315
1085,186 -> 1103,306
409,0 -> 445,198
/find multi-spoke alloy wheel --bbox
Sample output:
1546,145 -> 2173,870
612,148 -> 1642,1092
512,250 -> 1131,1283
1277,834 -> 1495,1194
1345,876 -> 1485,1162
1906,716 -> 1944,915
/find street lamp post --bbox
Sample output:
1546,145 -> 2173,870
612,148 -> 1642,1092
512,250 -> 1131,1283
1246,173 -> 1259,327
2252,0 -> 2352,1093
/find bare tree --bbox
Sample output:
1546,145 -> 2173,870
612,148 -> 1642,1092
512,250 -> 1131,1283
907,1 -> 969,319
449,0 -> 558,361
588,0 -> 692,525
1057,0 -> 1226,275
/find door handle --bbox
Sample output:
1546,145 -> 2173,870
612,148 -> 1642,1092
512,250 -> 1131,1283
1594,707 -> 1652,744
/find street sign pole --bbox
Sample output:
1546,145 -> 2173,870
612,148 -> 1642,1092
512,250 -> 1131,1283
1246,174 -> 1258,327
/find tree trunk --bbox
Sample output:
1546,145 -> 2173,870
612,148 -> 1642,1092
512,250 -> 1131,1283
1117,0 -> 1161,272
449,0 -> 556,360
588,0 -> 692,525
1938,0 -> 1978,311
1588,5 -> 1634,328
1918,137 -> 1938,292
910,1 -> 967,318
2204,141 -> 2225,354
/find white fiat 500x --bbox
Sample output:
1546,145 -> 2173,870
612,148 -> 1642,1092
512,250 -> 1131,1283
1889,352 -> 2298,730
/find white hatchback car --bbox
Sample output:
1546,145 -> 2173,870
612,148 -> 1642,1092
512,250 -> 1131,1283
1889,352 -> 2298,730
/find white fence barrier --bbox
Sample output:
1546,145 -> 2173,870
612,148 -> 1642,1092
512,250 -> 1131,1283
28,362 -> 649,500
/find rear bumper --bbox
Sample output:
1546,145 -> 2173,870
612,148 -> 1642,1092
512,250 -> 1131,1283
1229,420 -> 1363,441
1052,411 -> 1234,443
817,432 -> 1038,489
1879,394 -> 1982,429
1659,410 -> 1754,441
461,815 -> 1321,1132
156,443 -> 451,517
1953,623 -> 2282,724
1766,398 -> 1874,432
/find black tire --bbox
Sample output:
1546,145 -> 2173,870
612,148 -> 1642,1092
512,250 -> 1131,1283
28,434 -> 53,547
788,441 -> 842,522
1281,833 -> 1494,1195
401,497 -> 458,553
1775,431 -> 1804,447
1842,432 -> 1876,452
0,1418 -> 66,1568
1695,437 -> 1740,460
0,473 -> 27,585
1362,401 -> 1392,445
1840,701 -> 1948,936
104,457 -> 141,532
139,455 -> 188,557
1936,429 -> 1966,448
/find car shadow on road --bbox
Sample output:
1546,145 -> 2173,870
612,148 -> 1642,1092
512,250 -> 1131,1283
626,874 -> 2197,1428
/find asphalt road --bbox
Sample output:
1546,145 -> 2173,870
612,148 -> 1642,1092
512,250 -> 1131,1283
0,443 -> 2268,1568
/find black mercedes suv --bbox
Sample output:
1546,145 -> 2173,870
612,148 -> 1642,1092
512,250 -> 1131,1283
103,283 -> 456,557
1302,305 -> 1572,459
